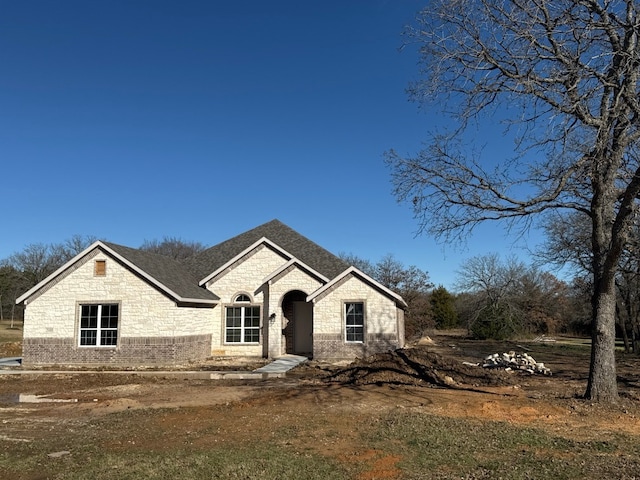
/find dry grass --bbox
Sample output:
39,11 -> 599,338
1,397 -> 639,480
0,318 -> 22,357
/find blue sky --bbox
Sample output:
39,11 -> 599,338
0,0 -> 546,289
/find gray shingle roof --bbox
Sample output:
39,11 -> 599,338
102,242 -> 217,302
186,219 -> 350,281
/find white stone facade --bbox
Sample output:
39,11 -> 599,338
24,253 -> 211,342
20,233 -> 406,365
206,245 -> 287,357
313,275 -> 399,337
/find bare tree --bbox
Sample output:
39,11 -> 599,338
338,252 -> 376,277
0,265 -> 18,322
5,242 -> 70,324
386,0 -> 640,403
7,243 -> 61,286
455,254 -> 526,338
60,234 -> 98,261
455,254 -> 524,305
140,237 -> 206,262
517,268 -> 574,335
539,212 -> 593,275
4,235 -> 99,321
456,253 -> 574,338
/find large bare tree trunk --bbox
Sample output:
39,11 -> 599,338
587,193 -> 620,401
586,286 -> 619,401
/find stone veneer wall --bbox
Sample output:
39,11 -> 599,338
22,249 -> 214,365
22,334 -> 212,366
311,274 -> 403,360
206,245 -> 299,357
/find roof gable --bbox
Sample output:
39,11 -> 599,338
198,237 -> 289,286
307,266 -> 407,308
187,220 -> 349,282
102,242 -> 218,303
17,241 -> 218,305
263,258 -> 329,285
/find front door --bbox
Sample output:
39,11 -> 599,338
293,301 -> 313,355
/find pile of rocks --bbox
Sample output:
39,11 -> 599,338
481,351 -> 552,375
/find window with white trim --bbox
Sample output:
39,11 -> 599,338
345,302 -> 364,343
225,303 -> 260,343
79,304 -> 119,347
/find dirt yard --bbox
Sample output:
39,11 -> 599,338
1,330 -> 640,479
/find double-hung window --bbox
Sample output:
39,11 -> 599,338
225,297 -> 260,344
345,302 -> 364,343
79,303 -> 119,347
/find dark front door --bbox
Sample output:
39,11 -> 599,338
293,301 -> 313,355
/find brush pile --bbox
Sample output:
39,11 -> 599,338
314,348 -> 517,387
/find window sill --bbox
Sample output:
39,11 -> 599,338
77,345 -> 118,349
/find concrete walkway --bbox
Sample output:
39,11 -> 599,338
0,355 -> 308,379
0,357 -> 21,367
253,354 -> 308,374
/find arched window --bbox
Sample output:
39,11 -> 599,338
226,294 -> 259,344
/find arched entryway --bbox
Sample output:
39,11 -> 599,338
281,290 -> 313,356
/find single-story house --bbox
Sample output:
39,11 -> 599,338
17,220 -> 406,366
